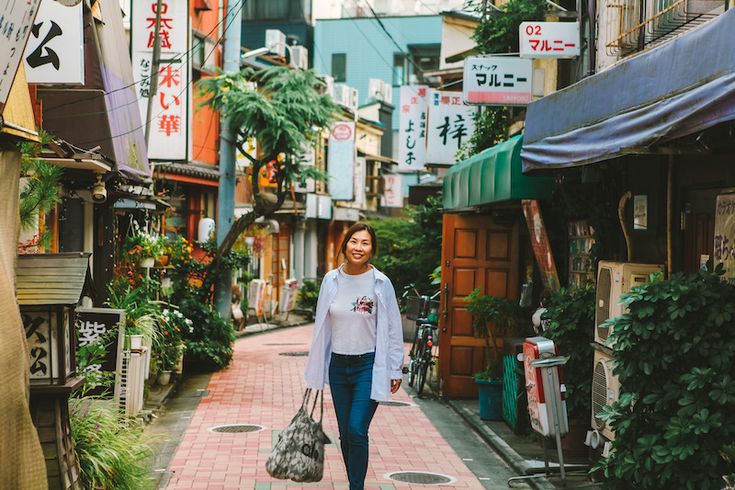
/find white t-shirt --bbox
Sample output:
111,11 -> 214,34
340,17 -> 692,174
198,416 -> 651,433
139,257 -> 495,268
329,268 -> 377,355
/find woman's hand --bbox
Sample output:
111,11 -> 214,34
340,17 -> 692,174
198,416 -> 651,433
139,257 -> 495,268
390,379 -> 402,394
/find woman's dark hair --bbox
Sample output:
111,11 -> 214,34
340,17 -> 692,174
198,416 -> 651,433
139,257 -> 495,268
339,222 -> 378,260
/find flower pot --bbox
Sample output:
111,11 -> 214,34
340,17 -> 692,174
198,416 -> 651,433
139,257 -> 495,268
128,334 -> 144,350
157,370 -> 172,386
155,255 -> 170,267
140,257 -> 155,268
476,378 -> 503,421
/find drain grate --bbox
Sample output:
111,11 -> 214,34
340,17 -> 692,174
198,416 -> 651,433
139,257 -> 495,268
379,401 -> 417,407
209,424 -> 264,433
279,351 -> 309,356
385,471 -> 456,485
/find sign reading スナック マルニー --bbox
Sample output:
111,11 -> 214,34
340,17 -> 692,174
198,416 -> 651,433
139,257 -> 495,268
131,0 -> 189,160
462,56 -> 533,106
397,85 -> 428,171
23,0 -> 84,84
520,22 -> 580,59
0,0 -> 42,109
714,192 -> 735,281
426,89 -> 477,165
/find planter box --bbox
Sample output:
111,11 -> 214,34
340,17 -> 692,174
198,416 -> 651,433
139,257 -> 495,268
476,378 -> 503,421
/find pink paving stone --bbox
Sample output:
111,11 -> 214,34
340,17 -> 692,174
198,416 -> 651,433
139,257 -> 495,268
165,324 -> 484,489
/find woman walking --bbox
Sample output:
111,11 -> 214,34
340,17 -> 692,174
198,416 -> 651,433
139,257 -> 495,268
304,222 -> 404,490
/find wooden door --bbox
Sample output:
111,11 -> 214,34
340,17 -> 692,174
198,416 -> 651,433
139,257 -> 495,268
439,213 -> 519,398
271,223 -> 291,303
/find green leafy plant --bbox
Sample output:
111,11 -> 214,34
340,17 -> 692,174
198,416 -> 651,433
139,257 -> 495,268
593,268 -> 735,489
541,284 -> 595,420
465,289 -> 526,380
178,298 -> 235,371
70,398 -> 152,489
297,279 -> 320,320
124,231 -> 164,260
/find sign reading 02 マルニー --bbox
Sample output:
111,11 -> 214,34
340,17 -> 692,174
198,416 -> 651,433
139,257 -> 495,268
520,22 -> 580,59
463,56 -> 533,106
24,0 -> 84,84
131,0 -> 189,160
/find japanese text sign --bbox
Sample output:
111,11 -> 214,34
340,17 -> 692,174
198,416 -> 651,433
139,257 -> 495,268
131,0 -> 189,160
76,308 -> 125,394
426,89 -> 477,164
0,0 -> 42,108
714,192 -> 735,281
463,56 -> 533,106
381,174 -> 404,208
398,85 -> 428,171
24,0 -> 84,84
520,22 -> 580,59
327,121 -> 356,201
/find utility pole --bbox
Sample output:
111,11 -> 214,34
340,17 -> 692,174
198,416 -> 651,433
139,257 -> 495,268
144,0 -> 164,146
214,0 -> 243,320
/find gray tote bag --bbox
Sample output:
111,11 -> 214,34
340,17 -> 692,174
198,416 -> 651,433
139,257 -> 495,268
266,388 -> 331,482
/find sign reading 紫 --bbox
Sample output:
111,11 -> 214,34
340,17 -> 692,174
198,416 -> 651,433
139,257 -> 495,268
24,0 -> 84,84
398,85 -> 428,171
76,308 -> 125,382
426,90 -> 477,165
131,0 -> 189,160
520,22 -> 580,59
327,121 -> 356,201
463,56 -> 533,106
714,192 -> 735,280
0,0 -> 42,108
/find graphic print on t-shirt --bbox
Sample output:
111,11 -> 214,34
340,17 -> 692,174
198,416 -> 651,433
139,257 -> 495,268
351,296 -> 374,314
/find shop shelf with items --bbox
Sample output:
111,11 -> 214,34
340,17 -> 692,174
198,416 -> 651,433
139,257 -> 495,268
568,220 -> 596,288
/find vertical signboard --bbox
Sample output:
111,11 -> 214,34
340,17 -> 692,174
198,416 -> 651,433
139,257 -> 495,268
353,156 -> 366,208
24,0 -> 84,84
76,308 -> 125,395
463,56 -> 533,106
327,121 -> 356,201
131,0 -> 189,160
714,192 -> 735,280
381,174 -> 404,208
0,0 -> 42,109
398,85 -> 428,172
426,90 -> 477,164
522,199 -> 561,291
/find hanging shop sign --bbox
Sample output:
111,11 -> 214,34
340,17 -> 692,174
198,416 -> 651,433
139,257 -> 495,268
381,174 -> 404,208
426,89 -> 477,165
306,193 -> 333,220
327,121 -> 356,201
76,308 -> 125,395
131,0 -> 189,160
463,56 -> 533,106
24,0 -> 84,84
397,85 -> 428,172
714,191 -> 735,281
520,22 -> 580,59
353,156 -> 366,208
0,0 -> 42,109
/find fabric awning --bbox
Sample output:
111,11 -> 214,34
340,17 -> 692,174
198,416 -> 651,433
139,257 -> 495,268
522,9 -> 735,172
443,135 -> 553,211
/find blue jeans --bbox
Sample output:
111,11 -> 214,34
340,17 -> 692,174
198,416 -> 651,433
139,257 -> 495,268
329,352 -> 379,490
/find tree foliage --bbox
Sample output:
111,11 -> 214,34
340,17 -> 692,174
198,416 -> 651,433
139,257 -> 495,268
19,135 -> 62,248
198,67 -> 338,256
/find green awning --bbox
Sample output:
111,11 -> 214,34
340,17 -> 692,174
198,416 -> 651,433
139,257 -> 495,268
443,135 -> 553,211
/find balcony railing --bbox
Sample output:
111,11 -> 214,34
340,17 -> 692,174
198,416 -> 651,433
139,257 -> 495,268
605,0 -> 726,56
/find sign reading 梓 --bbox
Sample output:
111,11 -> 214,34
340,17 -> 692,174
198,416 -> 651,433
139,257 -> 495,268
398,85 -> 428,171
426,89 -> 477,165
463,56 -> 533,106
520,22 -> 580,59
0,0 -> 42,109
24,0 -> 84,84
327,121 -> 356,201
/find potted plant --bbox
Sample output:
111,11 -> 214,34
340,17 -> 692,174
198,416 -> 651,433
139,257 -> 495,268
541,284 -> 595,455
465,288 -> 525,420
124,231 -> 163,268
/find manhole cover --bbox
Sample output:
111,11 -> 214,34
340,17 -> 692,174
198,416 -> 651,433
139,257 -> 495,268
379,401 -> 417,407
279,351 -> 309,356
208,424 -> 264,433
385,471 -> 456,485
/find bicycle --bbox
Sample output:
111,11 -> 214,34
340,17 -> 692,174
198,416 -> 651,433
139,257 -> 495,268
402,289 -> 440,396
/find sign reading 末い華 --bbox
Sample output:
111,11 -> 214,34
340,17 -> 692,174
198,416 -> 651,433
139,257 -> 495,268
426,89 -> 477,165
463,56 -> 533,106
397,85 -> 428,172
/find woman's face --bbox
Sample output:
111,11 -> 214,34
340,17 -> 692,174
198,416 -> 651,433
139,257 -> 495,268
345,230 -> 373,268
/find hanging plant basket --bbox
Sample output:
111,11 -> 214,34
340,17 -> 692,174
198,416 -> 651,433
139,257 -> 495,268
140,257 -> 155,268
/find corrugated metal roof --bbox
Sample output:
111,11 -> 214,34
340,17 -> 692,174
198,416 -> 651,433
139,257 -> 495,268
16,253 -> 91,306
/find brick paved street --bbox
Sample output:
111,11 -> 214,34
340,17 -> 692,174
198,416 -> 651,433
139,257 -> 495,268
163,324 -> 487,489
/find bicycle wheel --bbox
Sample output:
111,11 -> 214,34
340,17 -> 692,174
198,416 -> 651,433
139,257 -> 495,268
406,325 -> 421,387
416,343 -> 429,395
407,357 -> 416,387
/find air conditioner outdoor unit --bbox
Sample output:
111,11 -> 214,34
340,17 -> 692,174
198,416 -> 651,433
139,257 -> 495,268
368,79 -> 385,102
334,84 -> 358,112
320,75 -> 334,99
348,87 -> 359,112
591,346 -> 620,441
265,29 -> 287,58
382,83 -> 393,103
290,45 -> 308,70
594,261 -> 663,346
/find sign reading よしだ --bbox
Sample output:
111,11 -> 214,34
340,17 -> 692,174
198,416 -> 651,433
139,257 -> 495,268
398,85 -> 428,171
